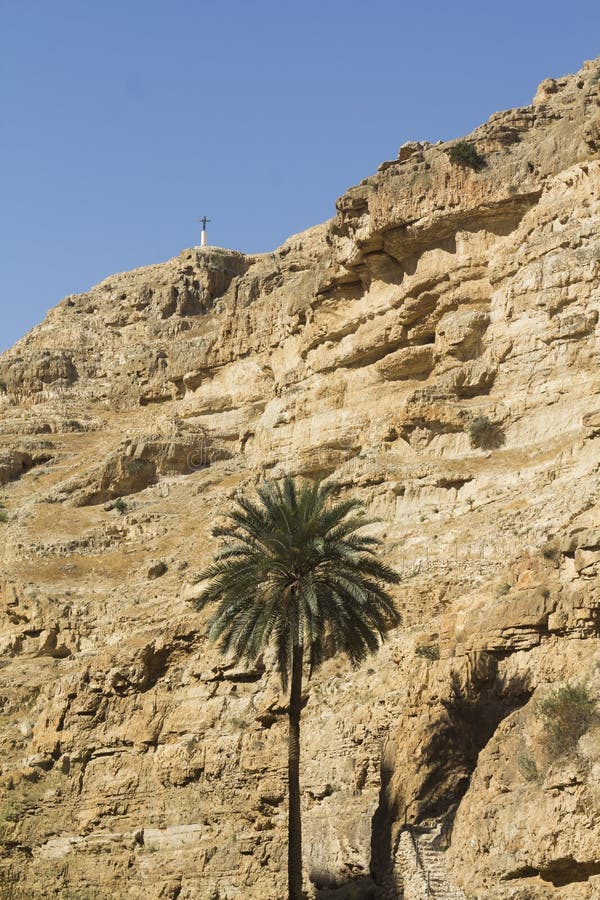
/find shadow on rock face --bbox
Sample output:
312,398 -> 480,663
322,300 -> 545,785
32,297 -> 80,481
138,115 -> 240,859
369,655 -> 534,888
369,758 -> 397,893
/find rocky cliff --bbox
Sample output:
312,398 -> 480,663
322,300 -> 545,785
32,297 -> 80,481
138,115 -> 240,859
1,59 -> 600,899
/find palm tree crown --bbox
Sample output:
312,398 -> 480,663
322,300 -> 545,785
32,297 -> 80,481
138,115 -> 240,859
195,475 -> 401,685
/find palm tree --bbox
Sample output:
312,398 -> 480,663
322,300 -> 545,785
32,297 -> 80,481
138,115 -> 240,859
194,475 -> 400,899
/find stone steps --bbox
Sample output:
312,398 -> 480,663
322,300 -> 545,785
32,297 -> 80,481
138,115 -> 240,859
390,822 -> 467,900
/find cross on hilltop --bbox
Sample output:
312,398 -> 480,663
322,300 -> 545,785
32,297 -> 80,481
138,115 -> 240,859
199,216 -> 211,247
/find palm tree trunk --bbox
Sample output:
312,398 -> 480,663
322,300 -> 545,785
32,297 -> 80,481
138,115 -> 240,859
288,637 -> 304,900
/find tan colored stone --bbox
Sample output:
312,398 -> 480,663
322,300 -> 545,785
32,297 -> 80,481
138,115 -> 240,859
0,56 -> 600,899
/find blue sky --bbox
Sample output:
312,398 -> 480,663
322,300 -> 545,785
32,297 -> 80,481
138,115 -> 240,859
2,0 -> 600,351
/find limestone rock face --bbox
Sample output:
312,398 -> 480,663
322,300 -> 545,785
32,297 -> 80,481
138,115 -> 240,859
1,59 -> 600,899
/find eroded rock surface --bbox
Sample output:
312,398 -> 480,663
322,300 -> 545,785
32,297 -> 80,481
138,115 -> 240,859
1,59 -> 600,899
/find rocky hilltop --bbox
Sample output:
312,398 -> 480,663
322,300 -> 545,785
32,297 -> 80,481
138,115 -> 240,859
1,59 -> 600,899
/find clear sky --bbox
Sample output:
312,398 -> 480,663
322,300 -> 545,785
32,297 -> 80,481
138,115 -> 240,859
2,0 -> 599,351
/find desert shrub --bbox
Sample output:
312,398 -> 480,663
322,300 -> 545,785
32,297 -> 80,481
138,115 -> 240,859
468,415 -> 504,450
0,796 -> 30,837
415,643 -> 440,661
541,542 -> 560,562
496,582 -> 511,597
113,498 -> 127,514
447,140 -> 485,170
129,459 -> 149,474
517,751 -> 539,782
537,683 -> 596,758
0,798 -> 23,824
0,508 -> 8,524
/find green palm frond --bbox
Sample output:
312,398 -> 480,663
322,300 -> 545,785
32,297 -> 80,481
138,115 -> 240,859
195,474 -> 400,687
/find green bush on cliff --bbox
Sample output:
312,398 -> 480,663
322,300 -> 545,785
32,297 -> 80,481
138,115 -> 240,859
468,415 -> 504,450
415,643 -> 440,661
447,140 -> 485,170
516,750 -> 539,782
537,683 -> 596,758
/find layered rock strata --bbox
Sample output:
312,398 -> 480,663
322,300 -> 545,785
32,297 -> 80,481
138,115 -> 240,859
0,59 -> 600,899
